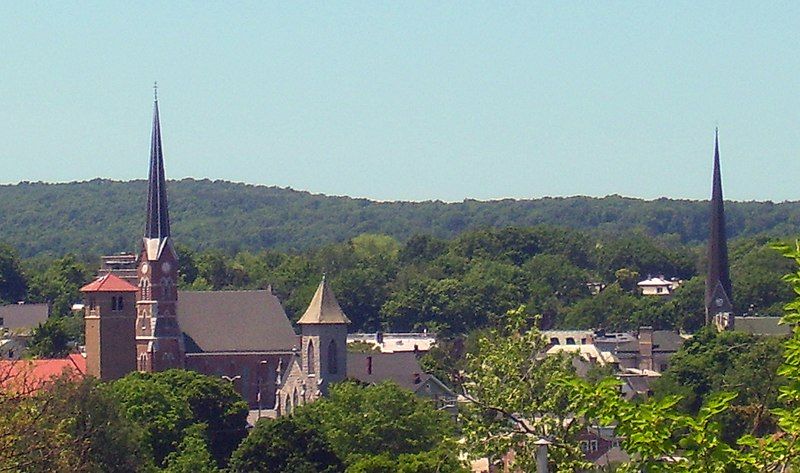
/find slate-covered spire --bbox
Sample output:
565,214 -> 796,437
705,129 -> 733,323
145,93 -> 170,240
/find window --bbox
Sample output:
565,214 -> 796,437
111,296 -> 124,312
549,337 -> 559,345
657,287 -> 664,294
0,317 -> 4,326
327,340 -> 338,374
307,340 -> 316,374
566,337 -> 576,345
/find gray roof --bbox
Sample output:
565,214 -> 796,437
177,290 -> 298,353
0,303 -> 49,331
615,331 -> 684,354
734,317 -> 792,336
347,352 -> 428,391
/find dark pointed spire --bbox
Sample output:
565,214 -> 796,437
145,89 -> 170,240
705,129 -> 733,322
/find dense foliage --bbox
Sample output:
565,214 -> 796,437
3,179 -> 800,259
228,381 -> 463,472
108,369 -> 248,468
1,224 -> 792,351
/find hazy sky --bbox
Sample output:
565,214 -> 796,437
2,2 -> 799,202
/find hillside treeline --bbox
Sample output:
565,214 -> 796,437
2,179 -> 800,258
4,225 -> 791,337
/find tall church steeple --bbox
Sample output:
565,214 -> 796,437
135,87 -> 183,372
705,129 -> 734,329
145,92 -> 170,241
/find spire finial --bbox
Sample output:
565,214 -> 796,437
153,81 -> 158,101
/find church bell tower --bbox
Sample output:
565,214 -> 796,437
135,87 -> 183,371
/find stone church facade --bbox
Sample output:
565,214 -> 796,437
81,97 -> 349,415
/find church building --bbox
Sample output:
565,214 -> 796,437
81,95 -> 350,414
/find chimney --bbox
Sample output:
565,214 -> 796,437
639,326 -> 653,371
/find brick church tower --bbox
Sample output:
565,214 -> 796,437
135,92 -> 184,372
82,274 -> 138,380
705,130 -> 734,331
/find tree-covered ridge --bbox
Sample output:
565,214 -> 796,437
2,178 -> 800,258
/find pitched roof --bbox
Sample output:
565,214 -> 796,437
297,277 -> 351,325
177,290 -> 299,353
145,98 -> 171,240
0,354 -> 86,392
0,303 -> 49,330
734,317 -> 792,336
347,351 -> 427,391
80,273 -> 138,293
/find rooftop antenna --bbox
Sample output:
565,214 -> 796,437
153,81 -> 158,101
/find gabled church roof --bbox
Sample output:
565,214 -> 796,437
177,290 -> 299,353
705,130 -> 733,319
145,97 -> 171,241
297,276 -> 351,325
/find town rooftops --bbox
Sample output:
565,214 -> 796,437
177,290 -> 299,353
297,277 -> 351,325
79,273 -> 138,293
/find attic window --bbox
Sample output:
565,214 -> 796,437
566,337 -> 576,345
550,338 -> 559,345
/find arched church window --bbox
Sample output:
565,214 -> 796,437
293,388 -> 299,407
327,340 -> 338,375
285,394 -> 292,415
307,340 -> 316,374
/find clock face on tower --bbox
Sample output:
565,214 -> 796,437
141,263 -> 149,275
162,262 -> 172,273
715,298 -> 724,307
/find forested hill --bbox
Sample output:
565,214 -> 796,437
1,178 -> 799,258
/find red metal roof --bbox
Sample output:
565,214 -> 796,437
80,273 -> 138,293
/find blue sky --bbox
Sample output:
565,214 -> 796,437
1,2 -> 799,202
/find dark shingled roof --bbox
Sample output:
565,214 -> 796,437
0,303 -> 49,331
177,290 -> 298,353
347,352 -> 429,391
734,317 -> 792,337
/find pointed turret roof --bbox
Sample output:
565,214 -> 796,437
297,276 -> 351,325
145,97 -> 170,240
705,130 -> 733,320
